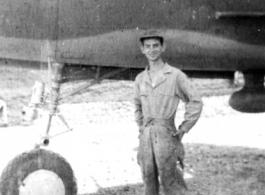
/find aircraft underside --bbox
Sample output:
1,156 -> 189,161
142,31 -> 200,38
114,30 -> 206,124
1,27 -> 265,113
1,1 -> 265,194
0,0 -> 265,113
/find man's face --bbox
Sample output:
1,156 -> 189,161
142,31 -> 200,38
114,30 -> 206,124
141,38 -> 165,62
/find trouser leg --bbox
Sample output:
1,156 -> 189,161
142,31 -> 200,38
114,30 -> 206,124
152,127 -> 187,195
137,127 -> 159,195
159,156 -> 187,195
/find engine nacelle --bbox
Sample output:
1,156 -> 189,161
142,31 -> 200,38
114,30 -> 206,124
229,71 -> 265,113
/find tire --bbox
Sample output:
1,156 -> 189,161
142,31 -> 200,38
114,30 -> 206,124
0,149 -> 77,195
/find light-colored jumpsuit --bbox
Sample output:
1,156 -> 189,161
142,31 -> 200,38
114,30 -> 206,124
134,64 -> 203,195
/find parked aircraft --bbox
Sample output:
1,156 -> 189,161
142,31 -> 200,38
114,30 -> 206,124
1,1 -> 265,194
1,0 -> 265,113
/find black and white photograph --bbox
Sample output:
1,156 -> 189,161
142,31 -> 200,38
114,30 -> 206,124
0,0 -> 265,195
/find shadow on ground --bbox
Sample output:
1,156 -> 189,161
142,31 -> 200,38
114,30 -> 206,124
82,183 -> 144,195
81,143 -> 265,195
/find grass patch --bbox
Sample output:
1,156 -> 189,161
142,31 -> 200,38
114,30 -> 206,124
85,144 -> 265,195
0,65 -> 241,126
2,65 -> 263,195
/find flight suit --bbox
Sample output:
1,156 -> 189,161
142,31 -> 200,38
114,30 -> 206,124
134,64 -> 203,195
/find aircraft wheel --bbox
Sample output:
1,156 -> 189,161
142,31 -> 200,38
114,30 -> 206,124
0,149 -> 77,195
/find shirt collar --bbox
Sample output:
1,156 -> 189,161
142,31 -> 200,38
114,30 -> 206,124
142,62 -> 172,88
144,62 -> 172,74
162,63 -> 172,74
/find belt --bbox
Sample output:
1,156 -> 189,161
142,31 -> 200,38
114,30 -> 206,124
143,118 -> 177,132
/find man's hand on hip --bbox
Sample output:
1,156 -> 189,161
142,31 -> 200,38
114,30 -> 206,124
172,130 -> 185,141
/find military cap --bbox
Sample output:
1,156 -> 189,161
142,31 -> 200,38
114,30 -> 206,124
140,30 -> 164,43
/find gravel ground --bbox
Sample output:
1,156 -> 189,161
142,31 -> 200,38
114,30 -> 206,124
1,95 -> 265,194
58,95 -> 240,125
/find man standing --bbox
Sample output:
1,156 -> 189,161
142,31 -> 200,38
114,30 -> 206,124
134,30 -> 203,195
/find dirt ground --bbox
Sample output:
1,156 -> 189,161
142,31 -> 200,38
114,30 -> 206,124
0,66 -> 264,195
0,97 -> 265,195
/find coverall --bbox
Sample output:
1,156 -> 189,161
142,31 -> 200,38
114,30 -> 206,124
134,64 -> 203,195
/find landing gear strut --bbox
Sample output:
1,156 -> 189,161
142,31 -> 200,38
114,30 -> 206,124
0,62 -> 128,195
0,62 -> 78,195
229,71 -> 265,113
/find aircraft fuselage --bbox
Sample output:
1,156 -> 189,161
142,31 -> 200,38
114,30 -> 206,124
0,0 -> 264,73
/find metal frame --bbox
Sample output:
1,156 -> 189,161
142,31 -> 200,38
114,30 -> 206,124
35,62 -> 127,148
